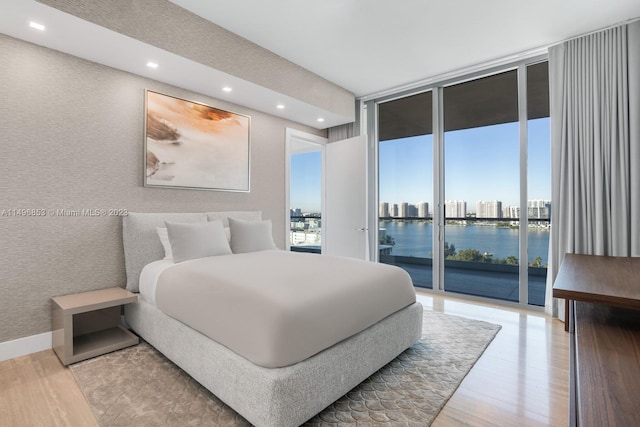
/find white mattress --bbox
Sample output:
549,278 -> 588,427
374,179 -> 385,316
151,250 -> 416,368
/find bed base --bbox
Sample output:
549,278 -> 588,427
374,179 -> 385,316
125,300 -> 422,427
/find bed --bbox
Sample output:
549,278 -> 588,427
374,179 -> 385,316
122,211 -> 423,427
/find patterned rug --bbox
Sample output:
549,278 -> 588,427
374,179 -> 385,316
70,309 -> 501,426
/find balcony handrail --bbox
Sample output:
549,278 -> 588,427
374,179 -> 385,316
379,216 -> 550,222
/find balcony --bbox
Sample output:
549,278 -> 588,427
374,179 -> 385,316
380,255 -> 546,306
380,217 -> 549,307
289,215 -> 548,307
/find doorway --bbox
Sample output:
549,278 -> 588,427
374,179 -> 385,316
285,129 -> 327,253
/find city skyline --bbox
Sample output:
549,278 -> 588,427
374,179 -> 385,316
377,199 -> 551,219
290,118 -> 551,213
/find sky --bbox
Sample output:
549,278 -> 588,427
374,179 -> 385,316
290,150 -> 322,212
291,117 -> 551,213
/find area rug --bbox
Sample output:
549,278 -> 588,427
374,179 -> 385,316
70,309 -> 501,426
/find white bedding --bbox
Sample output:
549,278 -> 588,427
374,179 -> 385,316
124,212 -> 423,427
139,259 -> 175,305
152,250 -> 416,368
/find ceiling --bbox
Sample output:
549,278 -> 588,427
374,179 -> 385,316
170,0 -> 640,97
1,0 -> 639,128
0,0 -> 354,129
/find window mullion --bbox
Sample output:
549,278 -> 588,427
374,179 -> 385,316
518,64 -> 529,305
432,87 -> 444,291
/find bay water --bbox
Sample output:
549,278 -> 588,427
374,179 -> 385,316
380,220 -> 550,264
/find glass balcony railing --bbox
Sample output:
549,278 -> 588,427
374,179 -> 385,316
379,217 -> 549,306
289,214 -> 548,306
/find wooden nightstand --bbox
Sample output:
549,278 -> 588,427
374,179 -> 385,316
52,287 -> 139,365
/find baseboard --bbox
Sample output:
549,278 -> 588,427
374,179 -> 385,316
0,332 -> 52,363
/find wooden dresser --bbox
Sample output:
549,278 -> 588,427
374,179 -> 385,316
553,254 -> 640,427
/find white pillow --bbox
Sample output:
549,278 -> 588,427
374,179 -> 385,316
156,227 -> 173,260
228,218 -> 277,254
165,220 -> 232,263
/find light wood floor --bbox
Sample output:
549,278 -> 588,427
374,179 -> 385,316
420,291 -> 570,427
0,291 -> 569,426
0,345 -> 99,427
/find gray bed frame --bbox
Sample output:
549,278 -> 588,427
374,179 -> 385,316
122,211 -> 423,427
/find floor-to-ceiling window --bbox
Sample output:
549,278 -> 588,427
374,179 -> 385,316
526,61 -> 551,306
443,69 -> 521,302
376,59 -> 550,307
378,91 -> 433,287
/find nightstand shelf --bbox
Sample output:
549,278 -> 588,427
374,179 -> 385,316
52,287 -> 139,365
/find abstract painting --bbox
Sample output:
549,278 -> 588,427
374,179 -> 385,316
144,90 -> 250,191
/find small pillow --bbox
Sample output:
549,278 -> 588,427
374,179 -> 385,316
156,227 -> 173,260
165,220 -> 232,262
228,218 -> 277,254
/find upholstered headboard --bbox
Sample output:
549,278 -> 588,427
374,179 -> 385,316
122,211 -> 262,292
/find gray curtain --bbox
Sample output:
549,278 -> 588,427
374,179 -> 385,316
328,100 -> 361,142
546,20 -> 640,317
328,123 -> 356,142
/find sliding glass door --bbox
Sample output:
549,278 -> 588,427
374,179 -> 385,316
378,91 -> 433,288
376,60 -> 550,307
443,70 -> 521,302
526,61 -> 551,305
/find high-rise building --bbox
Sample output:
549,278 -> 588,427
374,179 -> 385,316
528,200 -> 551,219
418,202 -> 429,218
379,202 -> 389,217
476,200 -> 502,218
503,205 -> 520,219
445,200 -> 467,218
391,204 -> 398,217
398,202 -> 409,217
502,205 -> 520,218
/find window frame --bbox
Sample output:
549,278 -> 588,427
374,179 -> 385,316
368,55 -> 549,308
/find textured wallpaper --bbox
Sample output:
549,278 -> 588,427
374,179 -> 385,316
0,34 -> 325,343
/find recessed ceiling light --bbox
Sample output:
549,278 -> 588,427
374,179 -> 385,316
222,86 -> 233,93
276,104 -> 285,109
29,21 -> 45,31
317,118 -> 325,123
146,62 -> 159,69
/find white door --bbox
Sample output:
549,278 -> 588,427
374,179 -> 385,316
324,135 -> 368,260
